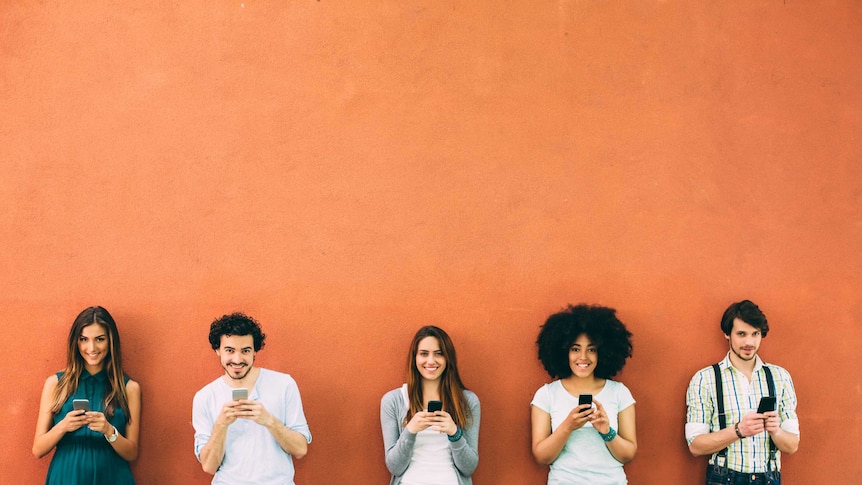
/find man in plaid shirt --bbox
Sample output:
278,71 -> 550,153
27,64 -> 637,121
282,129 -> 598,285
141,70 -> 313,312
685,300 -> 800,484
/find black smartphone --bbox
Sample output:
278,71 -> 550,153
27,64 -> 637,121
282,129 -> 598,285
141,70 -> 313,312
578,394 -> 592,406
757,396 -> 776,413
72,399 -> 90,412
427,400 -> 443,413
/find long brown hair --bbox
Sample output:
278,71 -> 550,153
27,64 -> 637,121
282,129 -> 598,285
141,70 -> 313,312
51,306 -> 131,422
404,326 -> 472,429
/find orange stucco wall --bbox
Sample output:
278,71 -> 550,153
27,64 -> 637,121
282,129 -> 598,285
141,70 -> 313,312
3,2 -> 861,484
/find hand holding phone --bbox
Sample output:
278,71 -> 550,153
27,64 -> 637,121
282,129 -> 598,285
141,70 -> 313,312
427,400 -> 443,413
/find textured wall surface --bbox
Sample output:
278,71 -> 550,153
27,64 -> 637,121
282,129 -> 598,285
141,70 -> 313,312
2,2 -> 860,483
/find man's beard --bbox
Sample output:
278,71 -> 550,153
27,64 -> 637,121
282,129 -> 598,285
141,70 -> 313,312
224,361 -> 253,380
731,345 -> 757,361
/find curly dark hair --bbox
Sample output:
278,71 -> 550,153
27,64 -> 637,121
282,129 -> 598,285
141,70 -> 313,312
208,312 -> 267,351
536,304 -> 633,379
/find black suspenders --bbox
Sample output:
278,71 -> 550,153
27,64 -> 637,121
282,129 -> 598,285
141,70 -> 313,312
712,363 -> 777,467
712,363 -> 729,462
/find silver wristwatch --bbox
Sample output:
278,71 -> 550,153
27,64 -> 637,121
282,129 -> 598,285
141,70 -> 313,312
106,426 -> 119,443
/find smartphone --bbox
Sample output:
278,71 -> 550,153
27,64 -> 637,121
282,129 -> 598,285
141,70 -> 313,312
578,394 -> 593,414
427,400 -> 443,413
72,399 -> 90,412
232,388 -> 248,401
757,396 -> 776,413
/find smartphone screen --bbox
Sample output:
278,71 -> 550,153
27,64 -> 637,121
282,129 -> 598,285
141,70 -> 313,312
72,399 -> 90,412
578,394 -> 593,415
232,388 -> 248,401
427,400 -> 443,413
757,396 -> 776,413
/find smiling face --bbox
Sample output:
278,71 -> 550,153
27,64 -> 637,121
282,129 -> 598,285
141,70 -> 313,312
78,323 -> 109,373
568,333 -> 598,378
216,334 -> 256,381
726,318 -> 762,364
415,336 -> 446,382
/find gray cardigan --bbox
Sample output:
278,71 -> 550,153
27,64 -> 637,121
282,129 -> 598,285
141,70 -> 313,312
380,385 -> 481,485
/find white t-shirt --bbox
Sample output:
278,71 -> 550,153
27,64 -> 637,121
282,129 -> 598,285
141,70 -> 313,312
531,379 -> 635,485
192,369 -> 312,485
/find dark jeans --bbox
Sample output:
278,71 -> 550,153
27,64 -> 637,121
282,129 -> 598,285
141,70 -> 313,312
706,465 -> 780,485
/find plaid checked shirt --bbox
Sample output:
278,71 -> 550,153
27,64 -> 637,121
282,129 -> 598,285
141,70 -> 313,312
685,353 -> 799,473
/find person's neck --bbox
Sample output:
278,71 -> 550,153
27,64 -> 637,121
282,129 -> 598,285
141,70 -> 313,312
561,374 -> 603,395
421,379 -> 441,401
728,351 -> 757,379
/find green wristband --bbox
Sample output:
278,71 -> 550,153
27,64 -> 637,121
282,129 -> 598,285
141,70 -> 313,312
447,426 -> 463,442
598,427 -> 617,442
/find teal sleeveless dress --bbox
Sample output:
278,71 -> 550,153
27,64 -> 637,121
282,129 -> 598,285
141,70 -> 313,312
45,370 -> 135,484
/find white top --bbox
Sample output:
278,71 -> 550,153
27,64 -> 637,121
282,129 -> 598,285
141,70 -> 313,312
192,368 -> 312,485
532,379 -> 635,485
399,386 -> 459,485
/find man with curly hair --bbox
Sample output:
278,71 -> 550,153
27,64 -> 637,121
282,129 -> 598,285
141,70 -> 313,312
530,304 -> 636,485
685,300 -> 799,484
193,312 -> 312,485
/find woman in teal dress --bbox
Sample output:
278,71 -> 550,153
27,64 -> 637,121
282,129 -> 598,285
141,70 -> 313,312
33,306 -> 141,484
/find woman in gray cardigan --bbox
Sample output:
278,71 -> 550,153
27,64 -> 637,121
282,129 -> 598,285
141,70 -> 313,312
380,326 -> 480,485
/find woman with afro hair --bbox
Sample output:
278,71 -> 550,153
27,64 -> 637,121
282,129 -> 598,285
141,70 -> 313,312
531,304 -> 636,485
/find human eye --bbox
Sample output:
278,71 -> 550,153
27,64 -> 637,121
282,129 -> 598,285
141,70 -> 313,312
78,336 -> 87,342
588,347 -> 597,353
96,336 -> 106,342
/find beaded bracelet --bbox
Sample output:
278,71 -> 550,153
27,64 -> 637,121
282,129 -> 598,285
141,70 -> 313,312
447,426 -> 463,442
598,427 -> 617,442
